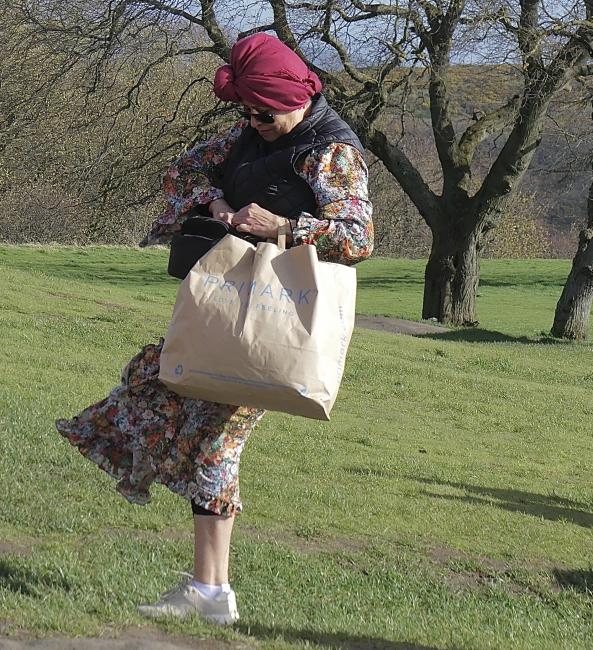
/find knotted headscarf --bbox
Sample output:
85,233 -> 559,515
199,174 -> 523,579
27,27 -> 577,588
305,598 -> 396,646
213,33 -> 322,111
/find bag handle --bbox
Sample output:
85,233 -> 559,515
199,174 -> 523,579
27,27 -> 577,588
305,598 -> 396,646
267,218 -> 291,249
276,217 -> 291,251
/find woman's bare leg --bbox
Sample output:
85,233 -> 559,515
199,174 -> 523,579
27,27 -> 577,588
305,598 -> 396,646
193,514 -> 235,584
138,513 -> 238,621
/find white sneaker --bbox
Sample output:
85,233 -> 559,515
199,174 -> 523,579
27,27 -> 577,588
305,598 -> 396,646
137,576 -> 239,625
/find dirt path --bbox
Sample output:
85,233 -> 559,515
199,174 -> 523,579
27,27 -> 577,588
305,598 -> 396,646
355,315 -> 449,336
0,629 -> 253,650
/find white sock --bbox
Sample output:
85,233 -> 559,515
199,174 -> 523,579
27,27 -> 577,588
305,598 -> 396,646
191,580 -> 231,598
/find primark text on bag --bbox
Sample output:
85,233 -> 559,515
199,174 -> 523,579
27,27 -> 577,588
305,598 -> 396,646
159,231 -> 356,420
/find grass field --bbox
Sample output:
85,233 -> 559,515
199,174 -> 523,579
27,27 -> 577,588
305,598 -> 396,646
1,245 -> 592,649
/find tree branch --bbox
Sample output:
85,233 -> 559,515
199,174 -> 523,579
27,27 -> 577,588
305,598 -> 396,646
269,0 -> 344,91
475,22 -> 593,227
457,94 -> 522,166
518,0 -> 543,76
367,127 -> 441,228
137,0 -> 204,27
199,0 -> 231,60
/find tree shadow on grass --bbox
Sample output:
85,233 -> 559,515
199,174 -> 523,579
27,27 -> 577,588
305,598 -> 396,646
357,275 -> 425,289
238,623 -> 447,650
6,257 -> 176,289
414,328 -> 569,345
410,478 -> 593,528
357,274 -> 568,292
52,262 -> 176,288
479,277 -> 568,289
553,568 -> 593,595
0,557 -> 73,597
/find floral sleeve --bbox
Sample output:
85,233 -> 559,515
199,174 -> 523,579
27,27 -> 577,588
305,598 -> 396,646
139,120 -> 246,246
292,144 -> 374,265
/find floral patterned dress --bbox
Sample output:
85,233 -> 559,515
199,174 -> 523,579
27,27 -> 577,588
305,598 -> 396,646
56,118 -> 373,516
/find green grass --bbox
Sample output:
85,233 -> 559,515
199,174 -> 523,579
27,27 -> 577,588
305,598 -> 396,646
1,245 -> 592,649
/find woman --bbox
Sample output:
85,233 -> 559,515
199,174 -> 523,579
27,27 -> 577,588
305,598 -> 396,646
56,33 -> 373,625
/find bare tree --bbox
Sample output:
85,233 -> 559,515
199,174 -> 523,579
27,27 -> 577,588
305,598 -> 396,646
289,0 -> 593,325
240,0 -> 593,325
0,0 -> 227,242
6,0 -> 593,324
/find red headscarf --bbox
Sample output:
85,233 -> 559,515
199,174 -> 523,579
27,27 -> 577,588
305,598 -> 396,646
213,33 -> 322,111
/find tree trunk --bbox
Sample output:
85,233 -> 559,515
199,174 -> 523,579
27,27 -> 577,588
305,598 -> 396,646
422,229 -> 480,326
552,101 -> 593,342
551,228 -> 593,340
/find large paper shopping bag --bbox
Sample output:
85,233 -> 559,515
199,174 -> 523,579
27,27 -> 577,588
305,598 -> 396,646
159,234 -> 356,419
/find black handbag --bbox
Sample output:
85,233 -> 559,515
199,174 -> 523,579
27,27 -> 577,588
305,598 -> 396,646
167,216 -> 261,279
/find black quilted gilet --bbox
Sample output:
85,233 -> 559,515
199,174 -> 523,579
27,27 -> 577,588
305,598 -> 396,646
220,94 -> 363,219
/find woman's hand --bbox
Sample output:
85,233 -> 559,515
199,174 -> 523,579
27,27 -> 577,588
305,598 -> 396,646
209,198 -> 235,224
232,203 -> 288,239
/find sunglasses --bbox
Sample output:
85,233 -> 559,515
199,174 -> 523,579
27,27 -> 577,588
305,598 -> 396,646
238,109 -> 276,124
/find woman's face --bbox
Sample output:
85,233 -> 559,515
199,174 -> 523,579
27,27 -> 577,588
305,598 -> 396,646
242,102 -> 311,142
